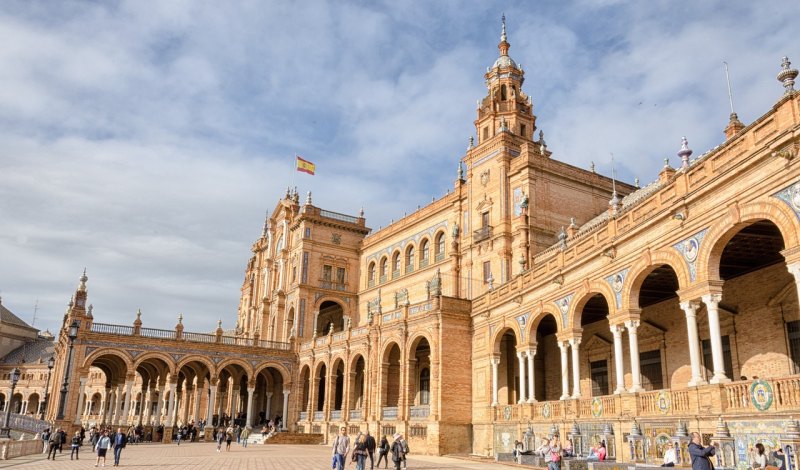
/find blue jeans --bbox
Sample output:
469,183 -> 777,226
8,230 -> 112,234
113,447 -> 123,465
335,453 -> 346,470
548,462 -> 561,470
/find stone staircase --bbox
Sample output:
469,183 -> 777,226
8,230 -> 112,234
262,432 -> 324,445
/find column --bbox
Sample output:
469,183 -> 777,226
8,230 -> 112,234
265,392 -> 273,421
112,384 -> 123,425
680,300 -> 707,386
230,387 -> 239,416
787,263 -> 800,306
626,320 -> 644,392
99,389 -> 109,424
702,294 -> 730,384
74,377 -> 87,424
558,341 -> 570,400
611,325 -> 626,394
155,387 -> 165,426
490,356 -> 500,406
192,384 -> 202,423
526,348 -> 536,403
570,338 -> 582,398
517,351 -> 527,403
165,382 -> 177,426
205,384 -> 217,429
121,379 -> 133,425
281,389 -> 289,430
246,386 -> 255,428
171,389 -> 181,425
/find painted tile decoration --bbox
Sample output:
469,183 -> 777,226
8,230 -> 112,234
672,228 -> 708,282
516,312 -> 530,342
604,268 -> 629,309
772,180 -> 800,220
554,293 -> 574,327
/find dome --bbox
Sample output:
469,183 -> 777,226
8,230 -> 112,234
493,55 -> 518,69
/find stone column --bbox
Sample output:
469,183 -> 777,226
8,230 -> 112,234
99,388 -> 109,424
490,356 -> 500,406
680,300 -> 707,386
558,341 -> 570,400
787,262 -> 800,307
230,387 -> 240,417
281,389 -> 289,430
112,384 -> 123,425
626,320 -> 644,392
154,387 -> 164,426
526,348 -> 536,403
192,384 -> 202,424
165,382 -> 177,426
266,392 -> 273,421
246,387 -> 255,428
205,383 -> 217,437
569,338 -> 582,398
121,379 -> 134,425
611,324 -> 626,394
517,351 -> 527,403
702,293 -> 730,383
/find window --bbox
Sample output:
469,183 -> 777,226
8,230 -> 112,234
520,124 -> 527,137
336,267 -> 345,286
301,252 -> 309,283
304,227 -> 311,238
482,212 -> 490,228
482,127 -> 488,141
640,350 -> 663,391
392,252 -> 401,278
435,233 -> 445,261
368,262 -> 376,287
702,335 -> 734,380
420,240 -> 429,267
323,265 -> 332,282
789,321 -> 800,373
291,266 -> 297,283
483,261 -> 492,283
500,84 -> 507,100
405,246 -> 415,272
299,299 -> 306,337
380,257 -> 388,282
590,360 -> 609,396
419,368 -> 430,405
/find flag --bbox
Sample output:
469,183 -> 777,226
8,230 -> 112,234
296,155 -> 315,175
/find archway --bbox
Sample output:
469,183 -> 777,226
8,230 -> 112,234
331,359 -> 345,419
381,344 -> 401,419
316,301 -> 345,335
316,363 -> 327,413
299,366 -> 311,418
534,314 -> 559,401
348,356 -> 366,418
410,337 -> 431,417
576,294 -> 611,397
255,366 -> 285,427
496,329 -> 519,405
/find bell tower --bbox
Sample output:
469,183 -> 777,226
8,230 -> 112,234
474,15 -> 537,146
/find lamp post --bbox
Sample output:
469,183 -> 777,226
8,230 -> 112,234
0,367 -> 21,439
40,356 -> 55,420
56,321 -> 79,420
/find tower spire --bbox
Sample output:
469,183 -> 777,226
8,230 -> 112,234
498,14 -> 510,57
501,14 -> 507,43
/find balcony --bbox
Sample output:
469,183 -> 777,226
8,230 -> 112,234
381,406 -> 398,420
319,279 -> 347,291
391,269 -> 400,279
299,411 -> 308,421
349,409 -> 362,421
330,410 -> 341,421
473,225 -> 493,243
313,411 -> 324,421
409,405 -> 429,420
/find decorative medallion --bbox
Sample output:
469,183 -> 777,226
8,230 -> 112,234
657,390 -> 671,414
171,354 -> 183,362
212,356 -> 222,364
554,293 -> 574,327
516,313 -> 530,342
128,350 -> 141,359
591,397 -> 603,418
331,233 -> 342,245
503,405 -> 512,421
773,181 -> 800,219
542,402 -> 551,419
85,347 -> 96,355
480,169 -> 491,187
672,228 -> 708,282
604,268 -> 629,309
750,379 -> 774,411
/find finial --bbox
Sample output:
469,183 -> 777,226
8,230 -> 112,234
217,319 -> 222,329
458,161 -> 464,180
178,313 -> 183,325
677,136 -> 693,169
136,309 -> 142,320
68,295 -> 74,308
306,191 -> 312,205
87,304 -> 93,317
539,130 -> 546,153
634,177 -> 640,188
261,212 -> 269,237
468,136 -> 474,149
590,161 -> 595,173
664,157 -> 670,168
359,207 -> 364,218
569,217 -> 577,229
285,186 -> 291,199
609,154 -> 620,209
778,56 -> 799,94
78,268 -> 88,292
501,14 -> 507,43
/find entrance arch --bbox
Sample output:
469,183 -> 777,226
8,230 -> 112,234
316,301 -> 345,335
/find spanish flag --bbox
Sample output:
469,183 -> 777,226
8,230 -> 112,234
296,155 -> 315,175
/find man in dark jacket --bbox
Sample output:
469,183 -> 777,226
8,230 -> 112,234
688,432 -> 716,470
365,431 -> 377,469
113,427 -> 127,466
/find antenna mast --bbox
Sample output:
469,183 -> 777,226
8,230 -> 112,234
31,299 -> 39,327
723,61 -> 735,114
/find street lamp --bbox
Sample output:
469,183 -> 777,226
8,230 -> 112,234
0,367 -> 21,439
40,356 -> 55,420
56,321 -> 79,420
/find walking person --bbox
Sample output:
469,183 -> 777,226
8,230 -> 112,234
544,436 -> 562,470
353,433 -> 369,470
390,433 -> 405,470
70,431 -> 81,460
332,426 -> 351,470
240,426 -> 250,448
176,426 -> 183,445
215,427 -> 224,453
750,443 -> 767,470
225,425 -> 234,451
112,427 -> 127,467
46,427 -> 61,460
377,435 -> 390,469
95,430 -> 112,467
399,434 -> 409,469
365,430 -> 377,470
688,432 -> 716,470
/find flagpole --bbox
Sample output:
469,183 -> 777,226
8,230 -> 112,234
290,153 -> 296,196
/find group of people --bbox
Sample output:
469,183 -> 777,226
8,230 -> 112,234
332,427 -> 409,470
689,434 -> 792,470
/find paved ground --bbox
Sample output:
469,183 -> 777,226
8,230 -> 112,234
3,442 -> 518,469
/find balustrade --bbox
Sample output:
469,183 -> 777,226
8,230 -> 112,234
299,411 -> 308,421
313,411 -> 324,421
381,407 -> 398,420
330,410 -> 342,421
409,405 -> 429,420
349,409 -> 362,421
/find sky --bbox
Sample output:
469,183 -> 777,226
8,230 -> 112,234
0,0 -> 797,334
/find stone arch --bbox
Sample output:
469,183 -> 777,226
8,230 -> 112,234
348,352 -> 367,372
133,352 -> 176,376
380,341 -> 403,364
568,281 -> 617,329
176,356 -> 216,378
434,230 -> 447,258
490,324 -> 522,355
82,348 -> 134,375
216,358 -> 253,378
526,304 -> 563,344
313,359 -> 329,377
698,200 -> 800,282
624,249 -> 691,310
407,332 -> 435,358
253,362 -> 291,385
314,297 -> 349,333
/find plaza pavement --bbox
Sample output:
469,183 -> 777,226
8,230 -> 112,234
2,442 -> 520,469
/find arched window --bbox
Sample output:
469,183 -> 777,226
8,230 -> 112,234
500,84 -> 507,101
368,262 -> 376,287
435,232 -> 445,261
420,239 -> 430,267
392,252 -> 401,278
405,245 -> 415,273
419,368 -> 430,405
379,257 -> 388,282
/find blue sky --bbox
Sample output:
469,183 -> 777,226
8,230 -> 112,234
0,0 -> 797,333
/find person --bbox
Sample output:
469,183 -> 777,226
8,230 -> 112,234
59,427 -> 67,453
95,430 -> 112,467
176,426 -> 183,445
216,427 -> 225,453
240,426 -> 250,448
773,447 -> 786,470
332,426 -> 350,470
562,439 -> 574,458
47,427 -> 61,460
390,433 -> 405,470
587,441 -> 607,461
225,425 -> 234,451
365,430 -> 377,469
399,434 -> 409,469
662,442 -> 678,467
42,427 -> 51,454
235,425 -> 242,444
751,443 -> 767,470
513,440 -> 525,462
70,431 -> 81,460
544,436 -> 562,470
535,437 -> 551,457
112,427 -> 126,467
353,433 -> 369,470
688,432 -> 716,470
377,435 -> 390,469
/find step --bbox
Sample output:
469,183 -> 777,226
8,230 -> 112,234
263,432 -> 324,445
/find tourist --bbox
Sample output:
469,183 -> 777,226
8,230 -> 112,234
773,447 -> 786,470
176,426 -> 183,445
544,436 -> 562,470
70,431 -> 81,460
225,425 -> 234,451
377,435 -> 390,469
235,425 -> 241,444
399,434 -> 409,469
332,426 -> 350,470
662,442 -> 678,467
535,437 -> 551,457
390,433 -> 405,470
46,427 -> 61,460
41,427 -> 50,454
513,439 -> 524,462
95,430 -> 112,467
688,432 -> 716,470
216,427 -> 225,452
562,439 -> 574,458
751,443 -> 767,470
353,433 -> 369,470
113,427 -> 127,467
58,427 -> 67,453
240,426 -> 250,447
587,441 -> 606,461
365,430 -> 377,469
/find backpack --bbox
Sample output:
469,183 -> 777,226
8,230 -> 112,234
551,450 -> 561,462
402,440 -> 410,454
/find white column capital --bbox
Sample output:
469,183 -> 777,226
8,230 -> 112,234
569,337 -> 582,347
266,391 -> 273,398
490,356 -> 501,366
516,350 -> 526,359
610,323 -> 625,337
624,319 -> 640,331
527,347 -> 537,357
557,341 -> 569,353
283,389 -> 290,396
701,293 -> 722,306
787,262 -> 800,278
679,300 -> 701,316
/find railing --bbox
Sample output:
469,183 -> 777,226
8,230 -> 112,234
405,264 -> 414,274
368,279 -> 375,288
299,411 -> 308,421
391,270 -> 400,279
91,323 -> 134,335
319,280 -> 348,291
220,335 -> 251,346
381,407 -> 398,420
0,412 -> 50,434
435,252 -> 445,262
725,381 -> 753,411
139,327 -> 175,340
379,274 -> 387,283
494,404 -> 520,421
409,405 -> 429,420
775,377 -> 800,408
319,209 -> 360,224
419,259 -> 428,268
182,331 -> 217,343
473,225 -> 492,243
313,411 -> 324,421
330,410 -> 341,421
258,339 -> 292,350
0,439 -> 42,460
672,390 -> 691,412
349,409 -> 362,421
